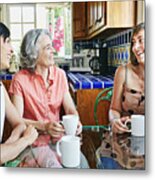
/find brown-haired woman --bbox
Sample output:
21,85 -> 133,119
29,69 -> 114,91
109,23 -> 145,134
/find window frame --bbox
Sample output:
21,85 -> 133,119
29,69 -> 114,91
7,4 -> 36,53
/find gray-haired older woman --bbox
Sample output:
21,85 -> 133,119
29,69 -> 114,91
20,29 -> 51,70
109,23 -> 145,134
10,28 -> 82,141
9,29 -> 88,168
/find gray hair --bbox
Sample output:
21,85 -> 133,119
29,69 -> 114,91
20,29 -> 51,70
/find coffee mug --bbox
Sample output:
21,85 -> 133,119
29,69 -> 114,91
62,114 -> 79,135
131,115 -> 145,137
56,135 -> 80,168
130,136 -> 145,156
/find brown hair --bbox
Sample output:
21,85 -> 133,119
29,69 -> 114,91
130,23 -> 145,66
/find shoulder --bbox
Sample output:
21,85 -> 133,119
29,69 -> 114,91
126,63 -> 135,73
12,69 -> 30,83
14,69 -> 29,77
54,66 -> 66,78
114,65 -> 126,79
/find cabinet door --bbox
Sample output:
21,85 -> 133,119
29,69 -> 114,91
107,1 -> 136,27
87,2 -> 95,35
73,2 -> 86,39
87,1 -> 106,35
96,1 -> 106,30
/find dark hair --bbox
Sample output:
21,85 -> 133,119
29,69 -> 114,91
130,23 -> 145,66
0,22 -> 10,41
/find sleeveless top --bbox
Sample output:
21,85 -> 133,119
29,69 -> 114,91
0,82 -> 5,143
121,66 -> 145,116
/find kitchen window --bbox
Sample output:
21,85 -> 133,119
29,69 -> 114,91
7,4 -> 36,55
6,3 -> 72,59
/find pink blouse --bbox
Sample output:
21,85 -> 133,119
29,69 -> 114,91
9,66 -> 69,123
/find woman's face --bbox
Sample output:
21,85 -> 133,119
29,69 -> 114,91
132,29 -> 145,64
0,36 -> 13,70
36,34 -> 54,68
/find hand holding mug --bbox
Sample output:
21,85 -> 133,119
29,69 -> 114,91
76,121 -> 82,135
46,121 -> 65,138
111,116 -> 131,134
130,115 -> 145,137
62,114 -> 79,136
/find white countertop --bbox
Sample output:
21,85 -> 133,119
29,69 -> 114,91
70,67 -> 91,72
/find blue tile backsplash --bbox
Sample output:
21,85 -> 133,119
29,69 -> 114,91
0,74 -> 14,80
73,28 -> 133,71
106,29 -> 133,67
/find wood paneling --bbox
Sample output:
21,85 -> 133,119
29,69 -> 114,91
71,88 -> 110,126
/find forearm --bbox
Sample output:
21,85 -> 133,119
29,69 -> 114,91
5,123 -> 26,144
65,109 -> 78,116
0,137 -> 28,165
23,119 -> 46,131
109,109 -> 121,123
63,91 -> 78,115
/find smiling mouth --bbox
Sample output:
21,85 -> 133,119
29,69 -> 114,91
136,52 -> 144,58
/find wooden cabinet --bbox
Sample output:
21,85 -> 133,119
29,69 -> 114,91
106,1 -> 136,28
87,1 -> 136,38
95,1 -> 106,30
87,1 -> 106,35
73,1 -> 145,40
73,1 -> 106,39
87,2 -> 94,35
73,2 -> 87,39
73,1 -> 139,40
136,0 -> 145,25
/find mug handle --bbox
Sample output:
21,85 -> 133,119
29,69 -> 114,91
59,121 -> 64,126
56,139 -> 62,157
124,119 -> 132,131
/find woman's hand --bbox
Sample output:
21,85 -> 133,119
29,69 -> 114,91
46,121 -> 65,138
111,116 -> 131,134
76,121 -> 82,135
23,125 -> 38,146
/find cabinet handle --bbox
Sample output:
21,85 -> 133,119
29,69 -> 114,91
96,17 -> 103,23
89,25 -> 93,30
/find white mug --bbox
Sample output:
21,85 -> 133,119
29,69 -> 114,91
131,136 -> 145,156
56,135 -> 80,168
62,114 -> 79,135
131,115 -> 145,137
